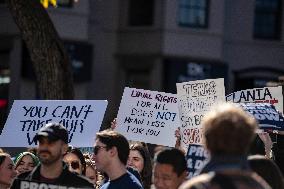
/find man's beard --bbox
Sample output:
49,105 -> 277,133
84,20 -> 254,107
38,150 -> 61,165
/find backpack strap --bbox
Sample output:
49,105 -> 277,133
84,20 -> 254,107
191,183 -> 209,189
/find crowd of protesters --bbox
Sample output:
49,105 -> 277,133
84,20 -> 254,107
0,102 -> 284,189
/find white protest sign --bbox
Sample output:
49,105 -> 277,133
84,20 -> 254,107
226,86 -> 283,113
0,100 -> 108,147
116,87 -> 180,147
177,78 -> 225,148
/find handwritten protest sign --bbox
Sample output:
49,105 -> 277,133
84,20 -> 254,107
186,144 -> 209,178
116,87 -> 180,147
0,100 -> 108,147
226,86 -> 283,113
238,103 -> 284,131
177,78 -> 225,148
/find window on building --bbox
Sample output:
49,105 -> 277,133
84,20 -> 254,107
254,0 -> 282,40
22,41 -> 93,82
164,59 -> 227,93
57,0 -> 73,8
178,0 -> 209,28
128,0 -> 154,26
126,70 -> 150,89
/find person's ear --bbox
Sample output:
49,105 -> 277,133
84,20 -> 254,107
179,170 -> 188,181
109,146 -> 117,157
62,143 -> 68,155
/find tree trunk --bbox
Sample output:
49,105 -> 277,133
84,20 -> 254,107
7,0 -> 74,99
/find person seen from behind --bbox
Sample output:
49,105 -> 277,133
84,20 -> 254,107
179,103 -> 271,189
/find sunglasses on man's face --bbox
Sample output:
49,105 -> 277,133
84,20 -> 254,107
93,146 -> 107,155
66,160 -> 80,170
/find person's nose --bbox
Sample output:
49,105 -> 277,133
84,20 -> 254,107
127,158 -> 133,166
154,177 -> 164,189
38,141 -> 49,149
12,168 -> 17,178
92,154 -> 96,161
23,163 -> 30,170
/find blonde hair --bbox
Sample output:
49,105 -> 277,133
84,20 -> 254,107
202,103 -> 257,156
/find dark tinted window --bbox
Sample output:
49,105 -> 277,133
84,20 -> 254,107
254,0 -> 281,40
128,0 -> 154,26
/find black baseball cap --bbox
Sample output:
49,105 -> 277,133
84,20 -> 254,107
33,123 -> 68,144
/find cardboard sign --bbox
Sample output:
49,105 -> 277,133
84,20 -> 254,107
186,144 -> 209,178
177,78 -> 225,147
0,100 -> 108,147
12,179 -> 92,189
238,103 -> 284,131
226,86 -> 283,113
116,87 -> 180,147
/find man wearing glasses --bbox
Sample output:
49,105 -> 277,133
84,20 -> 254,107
93,129 -> 143,189
11,123 -> 94,189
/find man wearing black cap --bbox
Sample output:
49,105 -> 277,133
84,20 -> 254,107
11,122 -> 94,189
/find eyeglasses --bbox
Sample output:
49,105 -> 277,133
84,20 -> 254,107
66,160 -> 80,170
93,146 -> 107,155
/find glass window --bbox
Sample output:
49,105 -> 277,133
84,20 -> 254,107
254,0 -> 281,40
56,0 -> 73,8
178,0 -> 209,28
126,70 -> 150,89
128,0 -> 154,26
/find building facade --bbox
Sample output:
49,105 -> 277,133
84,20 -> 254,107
0,0 -> 283,169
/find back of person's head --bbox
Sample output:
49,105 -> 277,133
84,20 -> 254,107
202,103 -> 257,156
155,148 -> 187,177
248,155 -> 284,189
96,129 -> 129,165
179,171 -> 271,189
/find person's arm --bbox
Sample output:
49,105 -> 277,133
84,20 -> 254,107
174,127 -> 186,154
110,118 -> 117,130
175,127 -> 181,147
258,132 -> 274,159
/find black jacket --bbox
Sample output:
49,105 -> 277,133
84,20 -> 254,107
11,162 -> 94,189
